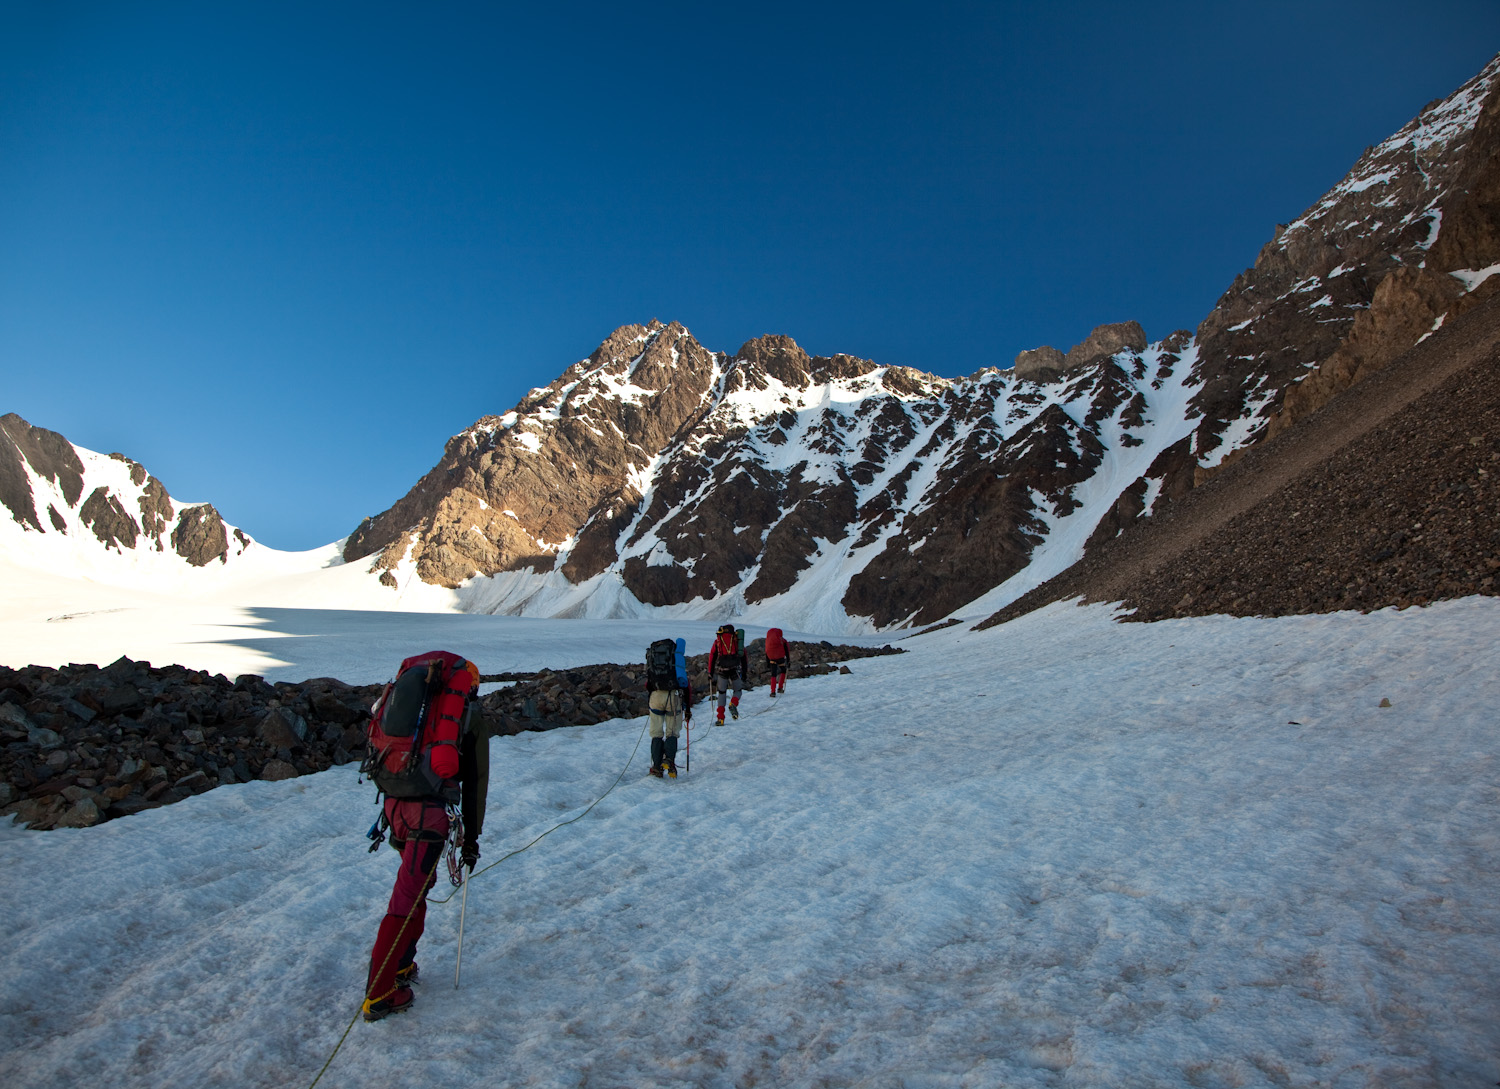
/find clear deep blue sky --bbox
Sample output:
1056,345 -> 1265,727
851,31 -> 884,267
3,2 -> 1497,551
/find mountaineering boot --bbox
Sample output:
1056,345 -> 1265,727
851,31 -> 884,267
396,961 -> 420,987
363,986 -> 415,1022
650,736 -> 665,777
769,687 -> 776,698
730,697 -> 740,720
366,913 -> 418,1021
664,736 -> 679,779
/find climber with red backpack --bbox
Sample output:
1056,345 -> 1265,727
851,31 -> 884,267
358,650 -> 489,1022
765,627 -> 789,697
707,624 -> 748,723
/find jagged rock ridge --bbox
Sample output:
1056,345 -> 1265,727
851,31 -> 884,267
345,320 -> 1204,628
0,413 -> 251,568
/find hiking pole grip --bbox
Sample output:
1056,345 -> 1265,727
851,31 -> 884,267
454,868 -> 470,989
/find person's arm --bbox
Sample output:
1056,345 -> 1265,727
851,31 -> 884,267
460,727 -> 489,841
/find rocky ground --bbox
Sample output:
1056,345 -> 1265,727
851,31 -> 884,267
983,291 -> 1500,628
1,638 -> 901,830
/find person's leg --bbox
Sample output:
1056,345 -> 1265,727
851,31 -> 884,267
648,689 -> 668,773
366,801 -> 448,1014
663,690 -> 682,773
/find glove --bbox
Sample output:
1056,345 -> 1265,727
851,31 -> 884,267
461,837 -> 480,871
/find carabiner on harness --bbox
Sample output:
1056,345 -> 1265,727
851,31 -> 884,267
366,811 -> 390,853
444,804 -> 466,887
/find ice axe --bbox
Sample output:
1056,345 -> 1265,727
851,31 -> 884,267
454,866 -> 469,988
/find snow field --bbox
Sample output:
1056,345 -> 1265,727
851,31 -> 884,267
2,598 -> 1499,1087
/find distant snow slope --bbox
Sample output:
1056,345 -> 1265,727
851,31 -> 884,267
0,420 -> 464,621
2,597 -> 1497,1088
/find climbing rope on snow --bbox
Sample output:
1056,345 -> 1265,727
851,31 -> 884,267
307,826 -> 448,1089
307,718 -> 649,1089
429,714 -> 649,903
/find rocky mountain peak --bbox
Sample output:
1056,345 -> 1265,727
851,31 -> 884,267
1012,321 -> 1148,383
1065,321 -> 1148,370
0,413 -> 250,568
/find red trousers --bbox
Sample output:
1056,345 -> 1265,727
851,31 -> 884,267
366,799 -> 449,1002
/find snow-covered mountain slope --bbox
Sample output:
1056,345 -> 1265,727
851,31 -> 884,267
0,414 -> 457,612
0,411 -> 259,579
376,325 -> 1203,633
3,597 -> 1498,1088
341,52 -> 1500,633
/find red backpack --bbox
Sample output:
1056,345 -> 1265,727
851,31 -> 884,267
765,628 -> 787,660
362,650 -> 479,801
712,627 -> 739,674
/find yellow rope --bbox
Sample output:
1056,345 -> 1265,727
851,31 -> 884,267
309,828 -> 445,1089
306,716 -> 651,1088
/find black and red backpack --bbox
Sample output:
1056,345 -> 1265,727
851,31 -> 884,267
361,650 -> 480,802
711,625 -> 740,675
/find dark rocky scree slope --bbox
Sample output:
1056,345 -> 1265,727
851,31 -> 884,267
982,291 -> 1500,627
1,640 -> 899,831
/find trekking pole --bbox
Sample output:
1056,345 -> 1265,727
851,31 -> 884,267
685,716 -> 691,775
453,867 -> 470,989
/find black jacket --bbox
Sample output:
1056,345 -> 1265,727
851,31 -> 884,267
458,726 -> 489,839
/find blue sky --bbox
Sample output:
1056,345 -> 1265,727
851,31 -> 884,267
3,2 -> 1497,551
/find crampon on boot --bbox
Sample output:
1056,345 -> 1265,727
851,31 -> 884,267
362,986 -> 414,1022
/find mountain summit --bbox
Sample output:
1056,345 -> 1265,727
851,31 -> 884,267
337,53 -> 1500,629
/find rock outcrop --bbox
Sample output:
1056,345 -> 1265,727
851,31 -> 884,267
1011,321 -> 1148,383
0,641 -> 901,829
1064,321 -> 1148,371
